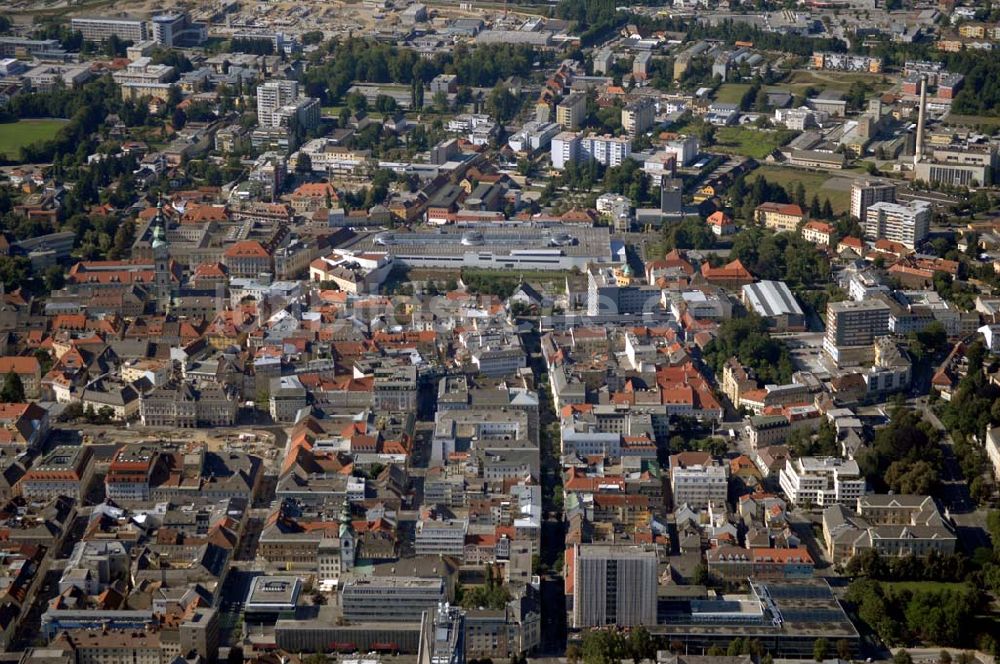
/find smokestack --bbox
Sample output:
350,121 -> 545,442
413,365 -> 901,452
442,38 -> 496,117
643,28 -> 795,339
915,74 -> 927,163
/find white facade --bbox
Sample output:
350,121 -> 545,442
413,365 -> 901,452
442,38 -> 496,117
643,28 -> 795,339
671,465 -> 728,509
257,79 -> 300,128
864,200 -> 931,249
550,132 -> 632,169
779,457 -> 866,507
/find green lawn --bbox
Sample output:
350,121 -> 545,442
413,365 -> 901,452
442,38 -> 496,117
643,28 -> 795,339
714,83 -> 751,104
879,580 -> 970,594
0,119 -> 67,162
712,126 -> 797,160
747,164 -> 854,214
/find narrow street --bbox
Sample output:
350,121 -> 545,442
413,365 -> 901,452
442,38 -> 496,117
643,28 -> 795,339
521,322 -> 568,654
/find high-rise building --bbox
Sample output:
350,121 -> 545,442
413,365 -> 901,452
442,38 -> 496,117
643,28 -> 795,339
850,180 -> 896,223
572,544 -> 657,628
823,299 -> 891,366
622,98 -> 656,136
863,200 -> 930,249
556,92 -> 587,130
71,17 -> 149,43
151,12 -> 206,47
257,80 -> 300,127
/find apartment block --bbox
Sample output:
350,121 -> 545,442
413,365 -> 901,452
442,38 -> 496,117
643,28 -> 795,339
551,133 -> 631,170
850,180 -> 896,223
556,93 -> 587,130
622,98 -> 655,136
864,200 -> 931,249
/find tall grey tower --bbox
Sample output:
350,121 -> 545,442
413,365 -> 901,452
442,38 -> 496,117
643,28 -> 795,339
152,197 -> 172,313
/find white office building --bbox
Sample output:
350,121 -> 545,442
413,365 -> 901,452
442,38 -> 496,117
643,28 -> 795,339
670,464 -> 728,509
779,457 -> 866,507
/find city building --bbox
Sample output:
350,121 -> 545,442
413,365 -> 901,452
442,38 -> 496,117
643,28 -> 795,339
863,200 -> 931,249
823,299 -> 891,366
622,98 -> 656,136
851,180 -> 897,223
70,16 -> 149,43
104,446 -> 157,502
822,495 -> 956,563
151,11 -> 207,47
419,603 -> 465,664
556,93 -> 587,130
741,280 -> 805,331
570,544 -> 657,628
18,445 -> 94,501
754,203 -> 805,233
669,452 -> 728,509
342,577 -> 447,623
778,457 -> 866,507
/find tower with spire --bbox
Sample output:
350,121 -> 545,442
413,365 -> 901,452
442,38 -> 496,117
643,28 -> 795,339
152,195 -> 172,313
339,499 -> 355,573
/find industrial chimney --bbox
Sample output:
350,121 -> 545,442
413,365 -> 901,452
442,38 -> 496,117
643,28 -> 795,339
915,74 -> 928,163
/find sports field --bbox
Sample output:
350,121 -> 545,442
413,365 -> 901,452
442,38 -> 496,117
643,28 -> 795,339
0,119 -> 67,161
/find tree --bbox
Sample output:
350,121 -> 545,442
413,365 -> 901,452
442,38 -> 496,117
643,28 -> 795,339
894,651 -> 913,664
693,563 -> 709,586
939,651 -> 952,664
628,626 -> 655,664
485,84 -> 520,123
296,151 -> 313,174
795,182 -> 807,209
809,194 -> 821,218
0,371 -> 24,403
836,639 -> 852,660
567,645 -> 583,664
43,264 -> 65,292
171,107 -> 186,130
813,638 -> 830,662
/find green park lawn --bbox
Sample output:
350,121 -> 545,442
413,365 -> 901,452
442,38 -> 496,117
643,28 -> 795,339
0,119 -> 68,162
879,580 -> 972,594
747,164 -> 853,214
714,83 -> 751,104
712,126 -> 798,160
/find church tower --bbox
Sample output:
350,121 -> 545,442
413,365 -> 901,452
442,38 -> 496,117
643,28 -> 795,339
339,499 -> 355,573
152,196 -> 172,313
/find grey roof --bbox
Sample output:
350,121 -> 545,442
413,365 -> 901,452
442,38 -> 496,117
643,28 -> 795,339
742,280 -> 804,318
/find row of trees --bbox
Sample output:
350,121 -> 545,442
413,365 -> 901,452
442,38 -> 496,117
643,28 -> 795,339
300,39 -> 541,107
